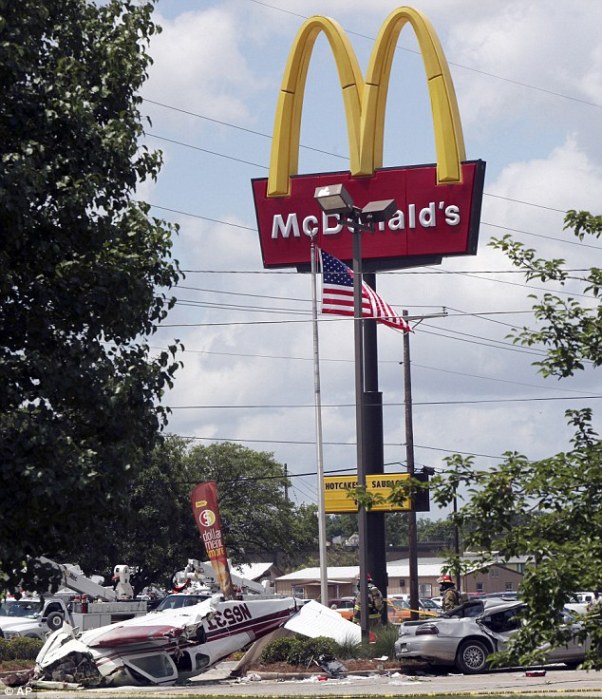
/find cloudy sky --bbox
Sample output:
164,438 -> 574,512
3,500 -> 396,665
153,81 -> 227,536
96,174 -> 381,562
137,0 -> 602,517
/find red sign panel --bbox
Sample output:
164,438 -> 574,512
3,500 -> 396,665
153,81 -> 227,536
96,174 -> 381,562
190,481 -> 235,600
252,160 -> 485,271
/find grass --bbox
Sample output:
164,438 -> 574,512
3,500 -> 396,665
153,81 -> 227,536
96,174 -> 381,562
44,695 -> 598,699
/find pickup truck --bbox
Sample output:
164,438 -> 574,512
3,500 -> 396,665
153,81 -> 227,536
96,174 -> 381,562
0,595 -> 147,640
0,597 -> 70,640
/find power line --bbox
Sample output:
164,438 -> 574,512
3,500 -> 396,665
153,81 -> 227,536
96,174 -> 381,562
158,309 -> 578,359
243,0 -> 602,112
158,315 -> 553,360
144,99 -> 349,162
167,431 -> 507,462
146,132 -> 267,170
167,394 -> 602,410
150,342 -> 597,397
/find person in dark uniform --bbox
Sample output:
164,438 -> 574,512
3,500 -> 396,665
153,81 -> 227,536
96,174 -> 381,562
352,575 -> 384,629
437,574 -> 460,612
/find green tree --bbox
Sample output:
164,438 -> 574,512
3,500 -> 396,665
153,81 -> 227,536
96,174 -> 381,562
63,441 -> 318,592
184,443 -> 318,567
0,0 -> 181,593
416,517 -> 455,548
325,514 -> 357,543
432,210 -> 602,667
492,210 -> 602,378
386,512 -> 409,547
71,436 -> 193,594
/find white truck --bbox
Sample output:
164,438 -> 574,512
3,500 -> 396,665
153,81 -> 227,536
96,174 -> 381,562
177,559 -> 274,597
0,596 -> 71,640
0,558 -> 147,640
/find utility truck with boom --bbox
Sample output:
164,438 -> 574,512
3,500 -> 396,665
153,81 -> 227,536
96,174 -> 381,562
0,558 -> 147,640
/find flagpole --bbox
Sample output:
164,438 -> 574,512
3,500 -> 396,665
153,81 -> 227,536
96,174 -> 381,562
310,239 -> 329,606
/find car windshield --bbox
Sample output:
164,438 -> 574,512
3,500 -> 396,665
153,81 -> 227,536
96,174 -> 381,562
154,594 -> 211,611
444,600 -> 486,618
421,599 -> 440,610
0,599 -> 42,618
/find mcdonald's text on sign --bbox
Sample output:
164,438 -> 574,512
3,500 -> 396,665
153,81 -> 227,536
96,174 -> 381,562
324,473 -> 412,513
253,7 -> 485,271
253,162 -> 484,269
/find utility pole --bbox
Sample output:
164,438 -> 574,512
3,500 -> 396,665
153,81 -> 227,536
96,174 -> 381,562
403,310 -> 419,621
454,478 -> 461,592
402,309 -> 447,620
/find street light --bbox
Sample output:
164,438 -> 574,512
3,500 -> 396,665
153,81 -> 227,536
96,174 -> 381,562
314,183 -> 396,640
314,185 -> 397,225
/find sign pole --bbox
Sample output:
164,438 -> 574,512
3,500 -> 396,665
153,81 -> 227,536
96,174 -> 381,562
351,212 -> 369,642
402,311 -> 419,620
310,239 -> 329,606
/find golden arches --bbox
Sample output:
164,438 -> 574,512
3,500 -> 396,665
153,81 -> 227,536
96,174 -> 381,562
267,7 -> 466,197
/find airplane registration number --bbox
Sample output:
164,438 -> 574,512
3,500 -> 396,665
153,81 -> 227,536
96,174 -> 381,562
206,603 -> 253,629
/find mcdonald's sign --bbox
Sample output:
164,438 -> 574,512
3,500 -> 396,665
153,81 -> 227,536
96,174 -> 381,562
252,7 -> 485,270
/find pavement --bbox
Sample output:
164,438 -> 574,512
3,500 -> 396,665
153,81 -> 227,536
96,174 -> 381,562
11,662 -> 602,698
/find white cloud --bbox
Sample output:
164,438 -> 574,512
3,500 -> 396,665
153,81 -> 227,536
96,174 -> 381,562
147,0 -> 602,513
446,2 -> 602,136
144,7 -> 265,124
496,137 -> 602,208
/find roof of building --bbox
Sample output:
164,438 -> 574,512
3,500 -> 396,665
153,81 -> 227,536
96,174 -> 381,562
276,562 -> 445,582
276,557 -> 523,583
230,562 -> 274,581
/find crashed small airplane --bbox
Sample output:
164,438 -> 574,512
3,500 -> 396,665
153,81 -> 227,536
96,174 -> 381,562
34,596 -> 361,687
35,594 -> 299,686
34,481 -> 361,687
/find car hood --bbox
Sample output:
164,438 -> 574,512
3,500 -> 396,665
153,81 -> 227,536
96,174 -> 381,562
0,617 -> 41,631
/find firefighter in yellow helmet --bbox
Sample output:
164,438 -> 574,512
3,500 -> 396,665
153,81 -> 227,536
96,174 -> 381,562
438,574 -> 460,612
352,575 -> 384,629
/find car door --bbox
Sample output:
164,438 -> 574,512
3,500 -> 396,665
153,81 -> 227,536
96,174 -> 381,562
545,609 -> 588,666
481,606 -> 587,667
479,606 -> 523,654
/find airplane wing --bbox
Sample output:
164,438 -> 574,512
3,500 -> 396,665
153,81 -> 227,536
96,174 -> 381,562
284,600 -> 361,644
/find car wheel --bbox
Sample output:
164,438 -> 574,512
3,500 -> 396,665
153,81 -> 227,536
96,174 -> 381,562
456,639 -> 490,674
46,612 -> 64,631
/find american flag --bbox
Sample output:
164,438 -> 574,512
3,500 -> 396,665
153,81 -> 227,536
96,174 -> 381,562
319,248 -> 411,332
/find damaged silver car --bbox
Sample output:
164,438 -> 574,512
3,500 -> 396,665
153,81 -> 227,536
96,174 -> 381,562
395,599 -> 591,674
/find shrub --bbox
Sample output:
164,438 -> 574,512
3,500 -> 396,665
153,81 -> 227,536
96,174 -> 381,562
335,636 -> 363,660
0,636 -> 43,660
259,636 -> 298,664
368,624 -> 398,659
260,635 -> 341,667
292,637 -> 339,666
282,638 -> 307,665
259,625 -> 398,669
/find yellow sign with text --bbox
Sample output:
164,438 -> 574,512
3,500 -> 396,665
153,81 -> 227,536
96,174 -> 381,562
323,473 -> 412,513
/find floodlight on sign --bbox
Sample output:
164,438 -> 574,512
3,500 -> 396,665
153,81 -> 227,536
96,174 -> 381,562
313,184 -> 355,216
360,199 -> 397,224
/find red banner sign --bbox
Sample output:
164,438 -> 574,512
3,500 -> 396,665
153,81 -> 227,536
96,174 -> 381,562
252,161 -> 485,270
190,481 -> 235,600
